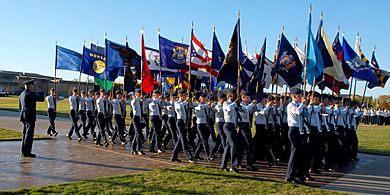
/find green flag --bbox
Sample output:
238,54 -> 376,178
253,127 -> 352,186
95,77 -> 113,91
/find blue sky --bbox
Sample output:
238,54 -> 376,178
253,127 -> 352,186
0,0 -> 389,97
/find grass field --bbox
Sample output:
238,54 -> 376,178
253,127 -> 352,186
0,128 -> 49,141
357,125 -> 390,156
0,164 -> 338,194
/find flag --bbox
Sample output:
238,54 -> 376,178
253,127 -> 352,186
246,38 -> 266,98
368,51 -> 390,88
91,43 -> 105,55
56,45 -> 82,71
211,32 -> 225,77
342,37 -> 378,84
274,33 -> 303,87
81,47 -> 107,79
123,66 -> 137,92
159,36 -> 189,69
145,47 -> 178,77
190,32 -> 209,70
94,77 -> 113,91
315,19 -> 349,94
217,19 -> 248,88
141,33 -> 156,94
305,11 -> 324,85
332,33 -> 354,79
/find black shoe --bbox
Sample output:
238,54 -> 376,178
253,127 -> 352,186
77,137 -> 83,142
149,149 -> 157,153
208,156 -> 215,162
188,159 -> 196,163
229,168 -> 239,173
194,156 -> 204,160
137,151 -> 145,155
310,169 -> 321,174
131,151 -> 137,155
47,133 -> 53,136
268,162 -> 274,168
53,132 -> 58,137
104,142 -> 109,147
21,153 -> 36,158
66,135 -> 72,140
295,178 -> 307,185
304,176 -> 315,181
96,142 -> 103,146
93,137 -> 97,141
170,158 -> 182,163
237,165 -> 243,169
83,135 -> 88,139
285,178 -> 294,183
121,142 -> 127,146
246,165 -> 258,171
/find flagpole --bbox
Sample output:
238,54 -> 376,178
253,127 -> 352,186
209,25 -> 215,93
303,43 -> 308,99
158,28 -> 163,93
78,40 -> 85,93
353,78 -> 357,102
104,32 -> 108,91
139,30 -> 144,94
54,41 -> 58,103
189,22 -> 193,98
236,10 -> 241,96
94,41 -> 99,91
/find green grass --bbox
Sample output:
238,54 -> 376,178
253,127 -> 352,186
357,125 -> 390,156
0,164 -> 339,194
0,128 -> 49,141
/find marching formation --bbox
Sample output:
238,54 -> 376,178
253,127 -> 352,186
41,83 -> 388,185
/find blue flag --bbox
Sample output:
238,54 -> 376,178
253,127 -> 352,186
342,37 -> 378,84
81,47 -> 106,79
305,11 -> 324,85
159,36 -> 189,69
275,34 -> 303,87
56,46 -> 82,71
91,43 -> 105,55
105,39 -> 141,81
211,32 -> 225,74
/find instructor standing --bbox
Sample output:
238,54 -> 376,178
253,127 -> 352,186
19,79 -> 44,158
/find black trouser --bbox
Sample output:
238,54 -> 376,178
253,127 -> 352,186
171,119 -> 193,160
272,123 -> 284,160
322,126 -> 334,168
96,113 -> 108,144
161,115 -> 171,146
209,118 -> 217,142
142,113 -> 150,140
112,114 -> 126,143
211,122 -> 226,156
309,126 -> 323,171
79,110 -> 87,136
286,127 -> 305,180
68,110 -> 81,137
343,126 -> 353,161
221,122 -> 238,169
281,123 -> 290,160
22,121 -> 35,155
350,127 -> 358,159
188,117 -> 197,150
86,110 -> 96,138
131,115 -> 143,152
253,124 -> 275,163
237,122 -> 254,166
334,125 -> 347,165
164,116 -> 178,146
105,115 -> 113,136
150,115 -> 162,151
194,123 -> 211,159
47,108 -> 57,135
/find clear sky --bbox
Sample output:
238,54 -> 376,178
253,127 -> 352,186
0,0 -> 389,97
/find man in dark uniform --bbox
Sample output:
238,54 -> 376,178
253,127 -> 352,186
19,79 -> 44,158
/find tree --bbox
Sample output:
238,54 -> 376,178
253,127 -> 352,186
378,95 -> 390,109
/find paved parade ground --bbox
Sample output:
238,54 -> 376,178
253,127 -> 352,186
0,110 -> 389,194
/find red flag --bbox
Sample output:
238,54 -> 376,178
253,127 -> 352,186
141,33 -> 155,94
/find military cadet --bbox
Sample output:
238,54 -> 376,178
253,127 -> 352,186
193,93 -> 214,162
272,96 -> 284,162
285,90 -> 306,185
208,95 -> 217,143
160,92 -> 170,151
163,92 -> 178,147
210,92 -> 227,158
109,90 -> 127,145
320,96 -> 333,171
334,98 -> 348,165
170,89 -> 196,163
362,108 -> 369,125
85,89 -> 96,140
96,89 -> 109,147
236,90 -> 257,170
220,89 -> 240,173
142,95 -> 152,142
79,90 -> 88,139
280,96 -> 290,161
19,79 -> 45,157
131,88 -> 145,155
67,88 -> 83,142
46,88 -> 58,136
149,90 -> 163,154
307,95 -> 322,174
253,94 -> 275,167
350,103 -> 362,161
105,92 -> 114,138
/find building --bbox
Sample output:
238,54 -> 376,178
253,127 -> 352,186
0,70 -> 96,97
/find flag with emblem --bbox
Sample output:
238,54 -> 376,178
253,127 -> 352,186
81,46 -> 107,79
342,37 -> 378,84
211,31 -> 225,77
56,45 -> 82,71
274,33 -> 303,87
159,36 -> 189,69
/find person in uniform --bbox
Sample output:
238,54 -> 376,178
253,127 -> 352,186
109,90 -> 127,145
67,88 -> 83,142
285,90 -> 306,185
220,89 -> 240,173
19,79 -> 44,157
96,89 -> 109,147
105,92 -> 114,139
210,92 -> 227,158
46,88 -> 58,136
85,89 -> 96,140
148,90 -> 163,154
306,95 -> 322,174
160,92 -> 171,151
131,88 -> 145,155
78,90 -> 88,139
163,92 -> 178,148
170,89 -> 196,163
